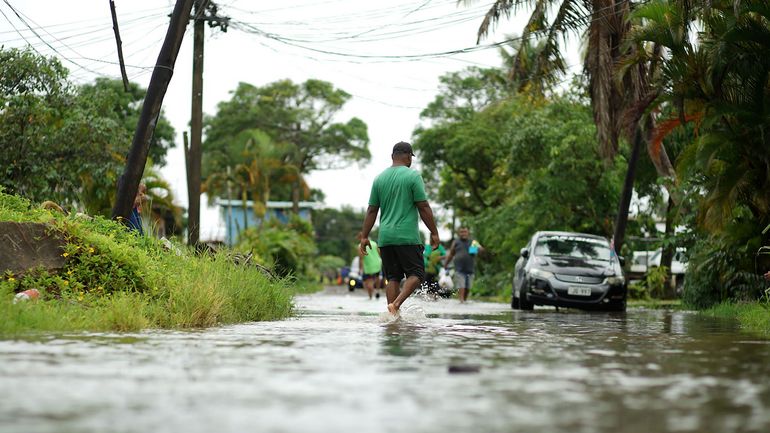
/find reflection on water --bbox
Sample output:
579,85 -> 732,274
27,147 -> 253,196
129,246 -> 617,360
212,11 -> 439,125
1,286 -> 769,433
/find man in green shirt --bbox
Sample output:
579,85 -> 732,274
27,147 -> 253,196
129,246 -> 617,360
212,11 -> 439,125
359,141 -> 440,316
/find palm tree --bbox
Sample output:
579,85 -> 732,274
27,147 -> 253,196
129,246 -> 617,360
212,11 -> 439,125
631,0 -> 770,230
464,0 -> 677,251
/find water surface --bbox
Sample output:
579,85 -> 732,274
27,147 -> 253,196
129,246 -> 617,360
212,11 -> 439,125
1,286 -> 769,433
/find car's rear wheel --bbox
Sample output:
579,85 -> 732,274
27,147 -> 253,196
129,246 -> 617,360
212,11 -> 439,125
519,283 -> 534,311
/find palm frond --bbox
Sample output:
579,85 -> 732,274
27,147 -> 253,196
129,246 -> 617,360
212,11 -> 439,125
467,0 -> 530,43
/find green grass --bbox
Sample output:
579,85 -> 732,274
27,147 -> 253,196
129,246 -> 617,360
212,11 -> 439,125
703,301 -> 770,336
628,299 -> 685,310
0,190 -> 299,335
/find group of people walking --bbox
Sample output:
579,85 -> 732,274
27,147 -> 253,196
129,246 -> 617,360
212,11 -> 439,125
358,141 -> 482,316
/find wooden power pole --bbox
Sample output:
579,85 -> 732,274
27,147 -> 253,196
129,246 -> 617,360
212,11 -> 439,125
112,0 -> 195,223
187,0 -> 228,247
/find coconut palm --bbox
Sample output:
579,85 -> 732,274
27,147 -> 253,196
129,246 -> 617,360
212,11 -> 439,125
464,0 -> 679,250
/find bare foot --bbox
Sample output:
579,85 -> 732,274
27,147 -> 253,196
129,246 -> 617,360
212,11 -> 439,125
387,303 -> 399,316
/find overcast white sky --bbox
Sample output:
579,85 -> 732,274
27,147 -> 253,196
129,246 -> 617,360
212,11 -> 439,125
0,0 -> 581,241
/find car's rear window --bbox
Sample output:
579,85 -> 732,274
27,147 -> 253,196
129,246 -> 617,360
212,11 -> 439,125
534,235 -> 611,261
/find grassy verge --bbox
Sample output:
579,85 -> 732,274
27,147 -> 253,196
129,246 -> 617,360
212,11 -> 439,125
0,191 -> 298,335
628,299 -> 685,310
702,301 -> 770,336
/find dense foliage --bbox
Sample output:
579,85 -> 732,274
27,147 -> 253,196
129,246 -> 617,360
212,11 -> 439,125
312,206 -> 366,264
236,215 -> 318,278
202,79 -> 371,212
415,75 -> 625,295
627,0 -> 770,307
0,48 -> 175,217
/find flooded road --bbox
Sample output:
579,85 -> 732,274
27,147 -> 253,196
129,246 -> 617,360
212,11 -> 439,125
1,286 -> 769,433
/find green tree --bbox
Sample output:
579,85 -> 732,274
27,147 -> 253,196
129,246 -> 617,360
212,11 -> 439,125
0,48 -> 126,208
466,0 -> 679,253
78,78 -> 175,166
629,0 -> 770,305
312,206 -> 366,263
204,79 -> 370,211
414,66 -> 515,216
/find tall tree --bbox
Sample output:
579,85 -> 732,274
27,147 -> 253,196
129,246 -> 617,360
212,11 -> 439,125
204,79 -> 370,211
465,0 -> 678,251
78,78 -> 175,166
0,48 -> 126,208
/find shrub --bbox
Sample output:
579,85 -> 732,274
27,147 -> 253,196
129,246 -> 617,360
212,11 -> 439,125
682,236 -> 766,309
236,216 -> 317,278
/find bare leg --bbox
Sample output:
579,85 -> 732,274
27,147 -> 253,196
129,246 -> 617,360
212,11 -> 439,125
364,278 -> 374,299
459,287 -> 467,302
385,279 -> 400,305
389,275 -> 422,312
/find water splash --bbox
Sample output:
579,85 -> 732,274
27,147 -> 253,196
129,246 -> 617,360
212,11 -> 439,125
376,303 -> 427,324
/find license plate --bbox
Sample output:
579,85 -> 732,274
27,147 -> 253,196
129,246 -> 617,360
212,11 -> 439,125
568,286 -> 592,296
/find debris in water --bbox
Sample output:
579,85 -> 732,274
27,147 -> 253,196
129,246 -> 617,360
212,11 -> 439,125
448,364 -> 481,374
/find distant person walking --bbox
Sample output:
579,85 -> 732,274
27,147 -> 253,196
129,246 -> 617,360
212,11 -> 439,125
358,232 -> 383,299
444,227 -> 483,302
359,141 -> 440,316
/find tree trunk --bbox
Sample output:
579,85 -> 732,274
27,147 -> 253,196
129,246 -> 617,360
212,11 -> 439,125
612,126 -> 644,256
292,180 -> 300,213
660,194 -> 675,297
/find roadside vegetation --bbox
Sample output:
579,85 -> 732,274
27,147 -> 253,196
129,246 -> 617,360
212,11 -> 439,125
0,190 -> 299,334
403,0 -> 770,329
704,302 -> 770,337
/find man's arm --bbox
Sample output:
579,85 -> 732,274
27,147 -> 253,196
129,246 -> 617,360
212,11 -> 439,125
444,240 -> 456,268
359,205 -> 379,255
416,201 -> 440,249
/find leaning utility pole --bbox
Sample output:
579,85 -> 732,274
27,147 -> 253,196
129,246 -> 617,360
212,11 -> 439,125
112,0 -> 195,223
187,0 -> 228,247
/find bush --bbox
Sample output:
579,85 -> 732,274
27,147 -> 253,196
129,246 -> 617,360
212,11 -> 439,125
644,265 -> 669,299
472,272 -> 512,299
236,215 -> 318,278
682,236 -> 766,309
627,281 -> 651,301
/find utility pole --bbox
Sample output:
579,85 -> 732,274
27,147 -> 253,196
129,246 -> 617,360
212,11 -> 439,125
187,0 -> 228,247
112,0 -> 195,223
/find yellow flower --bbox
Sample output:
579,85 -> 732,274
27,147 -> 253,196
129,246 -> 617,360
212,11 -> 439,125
62,252 -> 69,257
88,247 -> 95,253
67,270 -> 74,276
62,280 -> 69,286
77,294 -> 84,301
8,277 -> 15,282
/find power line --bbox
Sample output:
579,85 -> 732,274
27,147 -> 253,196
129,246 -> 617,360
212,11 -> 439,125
1,0 -> 105,76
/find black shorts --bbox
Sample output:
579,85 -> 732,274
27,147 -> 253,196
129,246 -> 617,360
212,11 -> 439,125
379,245 -> 425,282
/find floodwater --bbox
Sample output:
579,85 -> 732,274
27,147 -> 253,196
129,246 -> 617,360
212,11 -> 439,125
1,287 -> 769,433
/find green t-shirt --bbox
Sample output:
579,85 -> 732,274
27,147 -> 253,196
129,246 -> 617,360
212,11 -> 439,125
425,249 -> 442,275
368,166 -> 428,246
361,240 -> 382,274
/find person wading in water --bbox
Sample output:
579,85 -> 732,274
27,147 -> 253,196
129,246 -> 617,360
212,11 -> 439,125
359,141 -> 440,317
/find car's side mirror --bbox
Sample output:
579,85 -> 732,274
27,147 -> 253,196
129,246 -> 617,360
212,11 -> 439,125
520,248 -> 529,259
